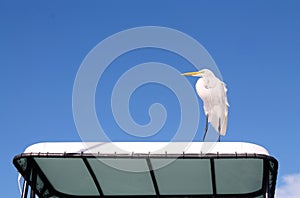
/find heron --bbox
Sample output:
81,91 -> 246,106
182,69 -> 229,141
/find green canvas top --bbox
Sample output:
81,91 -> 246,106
13,142 -> 278,198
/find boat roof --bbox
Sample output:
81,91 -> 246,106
13,142 -> 278,198
21,142 -> 270,155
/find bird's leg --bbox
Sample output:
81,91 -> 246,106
203,115 -> 209,142
218,118 -> 221,142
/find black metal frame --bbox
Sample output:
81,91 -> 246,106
13,152 -> 278,198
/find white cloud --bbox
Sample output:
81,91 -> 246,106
276,173 -> 300,198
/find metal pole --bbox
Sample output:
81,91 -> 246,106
21,180 -> 28,198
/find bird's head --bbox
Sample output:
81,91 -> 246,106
181,69 -> 214,78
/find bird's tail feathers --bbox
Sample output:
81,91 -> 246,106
220,105 -> 229,136
220,115 -> 228,136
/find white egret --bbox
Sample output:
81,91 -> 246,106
182,69 -> 229,141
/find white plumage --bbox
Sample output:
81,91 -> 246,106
182,69 -> 229,141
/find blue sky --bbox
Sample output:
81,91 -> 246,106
1,1 -> 300,197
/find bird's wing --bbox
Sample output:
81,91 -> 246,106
220,82 -> 229,136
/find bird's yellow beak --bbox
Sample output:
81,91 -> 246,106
181,71 -> 202,76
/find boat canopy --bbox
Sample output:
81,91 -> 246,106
13,142 -> 278,198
